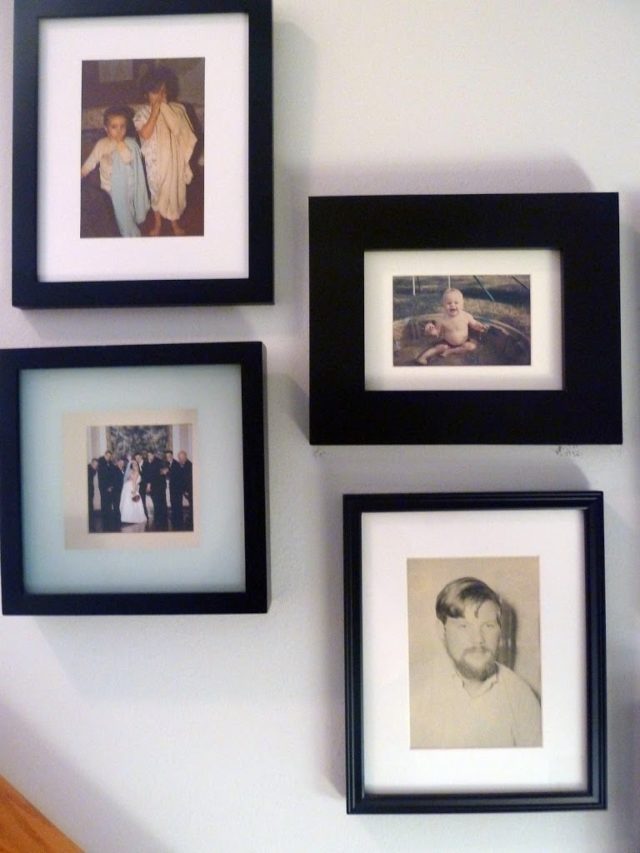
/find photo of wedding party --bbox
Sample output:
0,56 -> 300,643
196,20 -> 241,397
87,422 -> 195,534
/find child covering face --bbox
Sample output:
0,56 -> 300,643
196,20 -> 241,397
416,289 -> 487,365
133,68 -> 198,237
80,107 -> 149,237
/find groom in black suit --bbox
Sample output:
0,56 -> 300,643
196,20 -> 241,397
143,450 -> 168,529
135,452 -> 149,519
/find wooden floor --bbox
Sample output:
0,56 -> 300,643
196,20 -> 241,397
0,775 -> 81,852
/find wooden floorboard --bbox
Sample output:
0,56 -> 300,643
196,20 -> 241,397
0,776 -> 81,852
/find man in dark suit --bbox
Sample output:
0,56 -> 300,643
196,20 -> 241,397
114,458 -> 126,527
135,452 -> 148,519
143,450 -> 168,529
177,450 -> 193,531
97,450 -> 118,530
165,450 -> 184,530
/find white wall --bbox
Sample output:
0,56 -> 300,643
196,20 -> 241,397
1,1 -> 639,850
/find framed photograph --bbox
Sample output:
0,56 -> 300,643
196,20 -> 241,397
344,491 -> 606,813
13,0 -> 273,308
0,342 -> 268,615
309,193 -> 621,444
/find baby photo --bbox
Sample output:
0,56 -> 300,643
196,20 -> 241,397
80,57 -> 204,239
392,275 -> 532,367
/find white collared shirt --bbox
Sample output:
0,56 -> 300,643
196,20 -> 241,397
410,655 -> 542,749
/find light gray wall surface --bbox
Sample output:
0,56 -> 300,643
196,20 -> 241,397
1,1 -> 639,850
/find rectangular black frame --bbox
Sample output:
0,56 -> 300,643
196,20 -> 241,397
13,0 -> 273,308
344,491 -> 606,813
310,193 -> 621,445
0,342 -> 269,615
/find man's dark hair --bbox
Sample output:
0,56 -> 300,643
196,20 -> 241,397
435,577 -> 501,625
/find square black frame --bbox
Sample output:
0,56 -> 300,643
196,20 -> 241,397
0,342 -> 269,615
344,491 -> 606,813
309,193 -> 621,444
13,0 -> 273,308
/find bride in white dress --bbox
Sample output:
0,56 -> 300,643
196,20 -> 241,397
119,460 -> 147,526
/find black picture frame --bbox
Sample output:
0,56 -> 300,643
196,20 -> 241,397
0,342 -> 269,615
344,491 -> 606,814
309,193 -> 621,445
13,0 -> 273,308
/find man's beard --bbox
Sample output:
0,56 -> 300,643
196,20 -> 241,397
452,646 -> 498,682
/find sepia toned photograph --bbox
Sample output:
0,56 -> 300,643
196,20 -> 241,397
344,491 -> 605,812
80,57 -> 204,239
393,275 -> 531,367
407,556 -> 542,750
